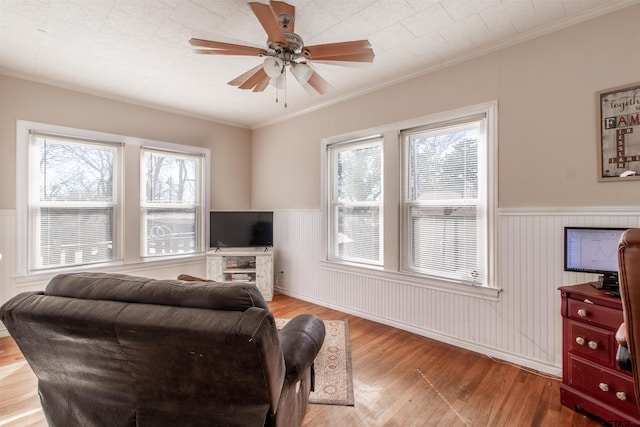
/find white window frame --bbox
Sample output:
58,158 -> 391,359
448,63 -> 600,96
16,120 -> 210,276
326,136 -> 384,266
400,113 -> 490,285
321,101 -> 498,296
140,147 -> 205,258
27,131 -> 123,272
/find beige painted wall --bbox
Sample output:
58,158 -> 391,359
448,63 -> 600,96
0,75 -> 252,211
251,4 -> 640,210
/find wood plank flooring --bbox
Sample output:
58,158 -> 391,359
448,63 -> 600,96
0,294 -> 605,426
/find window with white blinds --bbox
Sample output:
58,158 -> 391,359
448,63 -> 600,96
401,115 -> 487,284
327,137 -> 383,266
28,132 -> 122,271
141,148 -> 203,257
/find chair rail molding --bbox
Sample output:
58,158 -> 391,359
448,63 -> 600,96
273,207 -> 640,376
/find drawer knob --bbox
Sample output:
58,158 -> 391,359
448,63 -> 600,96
616,391 -> 627,401
577,308 -> 587,317
575,337 -> 585,345
588,341 -> 598,350
599,383 -> 610,392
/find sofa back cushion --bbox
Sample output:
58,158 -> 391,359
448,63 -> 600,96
45,272 -> 268,311
0,291 -> 284,426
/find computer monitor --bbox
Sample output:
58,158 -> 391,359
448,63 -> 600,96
564,226 -> 627,289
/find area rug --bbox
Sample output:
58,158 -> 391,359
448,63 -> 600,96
275,318 -> 354,406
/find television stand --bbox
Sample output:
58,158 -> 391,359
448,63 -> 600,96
206,248 -> 273,301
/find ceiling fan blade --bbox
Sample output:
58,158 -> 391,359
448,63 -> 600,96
269,1 -> 295,32
309,52 -> 375,63
253,74 -> 270,92
193,48 -> 266,56
303,40 -> 375,62
306,71 -> 331,95
248,2 -> 287,46
238,67 -> 270,91
190,38 -> 255,50
242,69 -> 269,91
228,64 -> 264,86
190,38 -> 266,56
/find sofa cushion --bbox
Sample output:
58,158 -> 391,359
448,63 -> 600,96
45,272 -> 268,311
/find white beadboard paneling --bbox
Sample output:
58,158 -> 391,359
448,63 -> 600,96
0,208 -> 207,337
3,207 -> 639,370
12,259 -> 207,295
274,208 -> 640,376
273,211 -> 322,297
0,210 -> 15,296
0,210 -> 16,337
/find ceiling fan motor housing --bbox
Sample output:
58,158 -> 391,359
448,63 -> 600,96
269,32 -> 303,54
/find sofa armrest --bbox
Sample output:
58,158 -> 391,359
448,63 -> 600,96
278,314 -> 326,387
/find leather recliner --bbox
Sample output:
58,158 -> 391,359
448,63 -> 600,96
0,272 -> 326,427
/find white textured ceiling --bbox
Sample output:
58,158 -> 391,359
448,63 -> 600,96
1,0 -> 637,128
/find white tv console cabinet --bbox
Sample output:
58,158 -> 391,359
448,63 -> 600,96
206,248 -> 274,301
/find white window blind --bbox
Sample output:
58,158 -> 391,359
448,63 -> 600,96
141,148 -> 203,257
401,116 -> 487,284
28,132 -> 121,271
327,136 -> 383,265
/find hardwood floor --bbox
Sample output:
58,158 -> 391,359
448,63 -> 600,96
1,294 -> 605,426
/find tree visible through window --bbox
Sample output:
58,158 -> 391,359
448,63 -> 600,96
141,149 -> 202,256
29,133 -> 120,270
328,137 -> 383,265
401,117 -> 487,284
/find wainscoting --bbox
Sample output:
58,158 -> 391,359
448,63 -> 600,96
1,208 -> 638,375
272,208 -> 640,376
0,209 -> 207,336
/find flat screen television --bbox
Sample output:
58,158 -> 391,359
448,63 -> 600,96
564,226 -> 627,289
209,211 -> 273,248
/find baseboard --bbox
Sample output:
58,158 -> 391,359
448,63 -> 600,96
274,287 -> 562,378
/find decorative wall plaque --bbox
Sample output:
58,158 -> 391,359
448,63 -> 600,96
597,83 -> 640,181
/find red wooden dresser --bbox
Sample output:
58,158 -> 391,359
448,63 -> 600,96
559,283 -> 640,424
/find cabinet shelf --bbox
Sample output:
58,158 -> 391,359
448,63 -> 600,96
223,268 -> 257,274
206,249 -> 273,301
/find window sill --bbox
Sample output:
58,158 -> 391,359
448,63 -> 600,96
14,253 -> 206,292
319,260 -> 502,301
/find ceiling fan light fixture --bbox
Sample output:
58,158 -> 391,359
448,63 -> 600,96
269,74 -> 285,89
290,62 -> 312,85
263,56 -> 284,78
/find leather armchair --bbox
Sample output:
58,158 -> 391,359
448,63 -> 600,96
616,229 -> 640,405
0,272 -> 326,427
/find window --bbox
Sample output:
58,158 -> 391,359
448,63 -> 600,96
327,136 -> 383,265
401,114 -> 488,284
141,148 -> 203,257
322,102 -> 496,292
18,120 -> 209,275
28,132 -> 122,271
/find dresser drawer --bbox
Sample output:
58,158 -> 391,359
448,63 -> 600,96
566,355 -> 638,415
568,320 -> 615,366
567,298 -> 622,330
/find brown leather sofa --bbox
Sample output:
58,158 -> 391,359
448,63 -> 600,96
0,272 -> 326,427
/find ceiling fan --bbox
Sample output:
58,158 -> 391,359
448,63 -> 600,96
189,1 -> 374,101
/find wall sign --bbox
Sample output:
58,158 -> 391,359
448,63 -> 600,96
597,83 -> 640,181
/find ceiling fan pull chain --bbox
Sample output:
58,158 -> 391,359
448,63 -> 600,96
284,69 -> 288,108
